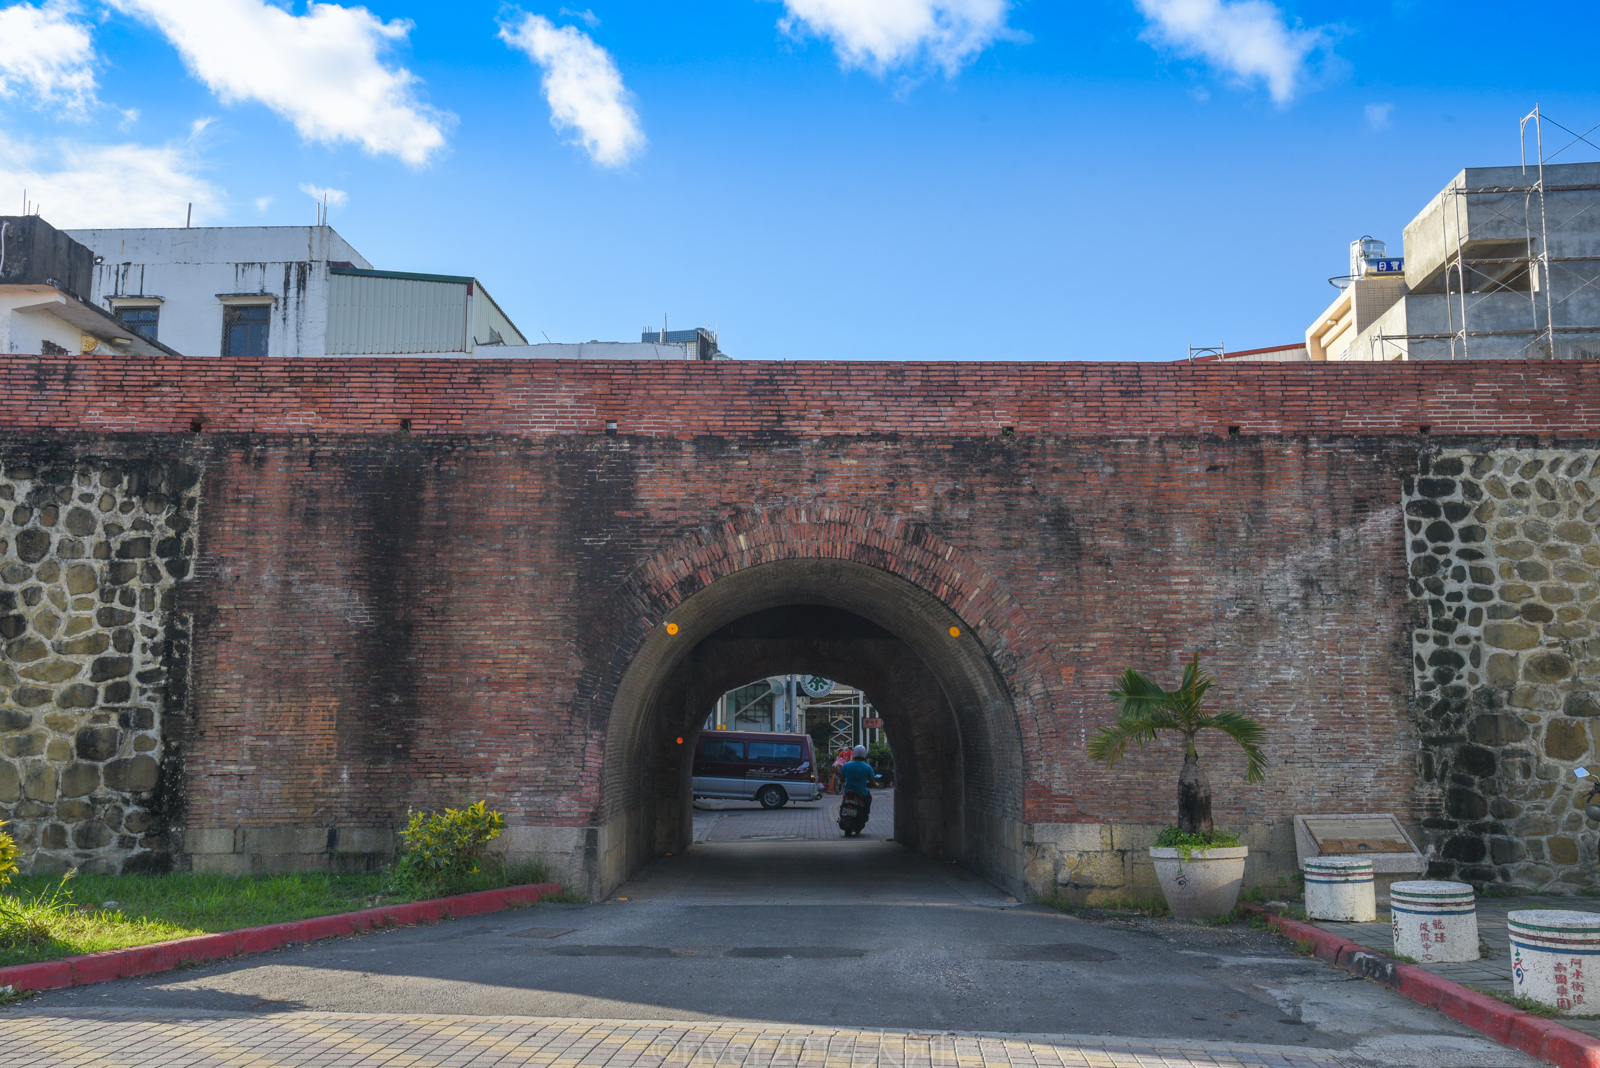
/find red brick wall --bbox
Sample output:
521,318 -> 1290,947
2,356 -> 1593,861
1,356 -> 1595,438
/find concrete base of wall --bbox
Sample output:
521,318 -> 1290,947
182,826 -> 397,876
1024,821 -> 1302,904
183,819 -> 1303,905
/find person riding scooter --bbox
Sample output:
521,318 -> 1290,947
837,744 -> 874,837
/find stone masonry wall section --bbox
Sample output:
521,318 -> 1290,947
0,455 -> 200,873
1406,449 -> 1600,890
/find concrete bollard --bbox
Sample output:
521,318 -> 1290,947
1303,856 -> 1376,922
1509,910 -> 1600,1015
1389,880 -> 1478,963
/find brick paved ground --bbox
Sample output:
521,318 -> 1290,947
0,1012 -> 1350,1068
1305,895 -> 1600,1037
703,792 -> 894,843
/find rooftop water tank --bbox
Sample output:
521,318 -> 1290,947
1350,236 -> 1387,278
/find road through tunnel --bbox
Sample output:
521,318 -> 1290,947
599,558 -> 1024,897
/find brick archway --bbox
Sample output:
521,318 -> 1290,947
573,505 -> 1053,897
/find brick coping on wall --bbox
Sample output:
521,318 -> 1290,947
0,882 -> 562,995
0,355 -> 1596,439
1239,902 -> 1600,1068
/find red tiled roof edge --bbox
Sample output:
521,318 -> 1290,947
1183,344 -> 1308,363
0,882 -> 563,995
1239,902 -> 1600,1068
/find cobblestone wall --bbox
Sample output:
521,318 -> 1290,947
0,456 -> 199,874
1407,448 -> 1600,891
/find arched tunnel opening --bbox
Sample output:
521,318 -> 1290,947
599,558 -> 1025,895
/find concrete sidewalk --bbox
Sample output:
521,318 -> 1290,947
1301,894 -> 1600,1038
0,1011 -> 1358,1067
0,843 -> 1538,1067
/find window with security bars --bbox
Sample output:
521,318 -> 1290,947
115,306 -> 159,342
222,304 -> 270,358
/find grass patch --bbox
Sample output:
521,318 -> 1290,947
1039,892 -> 1171,918
1196,908 -> 1241,926
541,886 -> 588,904
1240,876 -> 1302,905
1471,987 -> 1563,1018
0,857 -> 559,968
1291,937 -> 1315,956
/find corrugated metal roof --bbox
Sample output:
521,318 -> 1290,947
326,272 -> 468,354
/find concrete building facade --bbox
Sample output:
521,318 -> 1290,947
1306,162 -> 1600,361
65,225 -> 526,358
1,217 -> 174,358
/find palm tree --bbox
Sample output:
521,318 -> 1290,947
1086,653 -> 1267,837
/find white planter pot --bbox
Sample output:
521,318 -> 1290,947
1150,846 -> 1249,920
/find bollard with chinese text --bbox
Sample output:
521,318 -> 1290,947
1389,880 -> 1477,964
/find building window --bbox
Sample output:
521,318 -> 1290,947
115,306 -> 159,342
222,304 -> 270,358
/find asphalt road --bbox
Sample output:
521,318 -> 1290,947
7,834 -> 1536,1067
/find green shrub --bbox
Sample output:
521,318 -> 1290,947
395,801 -> 506,895
1152,825 -> 1242,857
0,823 -> 19,888
867,740 -> 894,774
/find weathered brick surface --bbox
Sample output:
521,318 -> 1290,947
0,356 -> 1593,890
0,356 -> 1596,438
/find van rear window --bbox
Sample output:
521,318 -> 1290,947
747,741 -> 803,766
701,739 -> 744,762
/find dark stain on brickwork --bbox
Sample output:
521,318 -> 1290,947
343,441 -> 437,762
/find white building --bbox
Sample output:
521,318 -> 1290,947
1,216 -> 174,357
66,224 -> 527,358
1306,161 -> 1600,361
9,216 -> 730,361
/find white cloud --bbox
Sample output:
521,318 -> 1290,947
499,13 -> 644,168
1135,0 -> 1324,105
777,0 -> 1013,78
0,130 -> 223,227
1365,102 -> 1392,131
109,0 -> 450,165
254,195 -> 273,212
0,0 -> 97,111
558,6 -> 598,28
299,183 -> 348,209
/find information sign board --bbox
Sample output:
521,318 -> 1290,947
1303,815 -> 1412,854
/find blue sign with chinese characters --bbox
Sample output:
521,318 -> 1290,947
1371,258 -> 1405,274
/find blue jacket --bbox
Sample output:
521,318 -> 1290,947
840,759 -> 873,797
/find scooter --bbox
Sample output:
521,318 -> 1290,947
838,790 -> 870,837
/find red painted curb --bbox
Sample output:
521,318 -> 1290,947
0,881 -> 561,995
1240,902 -> 1600,1068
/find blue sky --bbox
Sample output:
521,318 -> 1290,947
2,0 -> 1597,361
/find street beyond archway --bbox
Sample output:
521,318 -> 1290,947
4,835 -> 1532,1068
